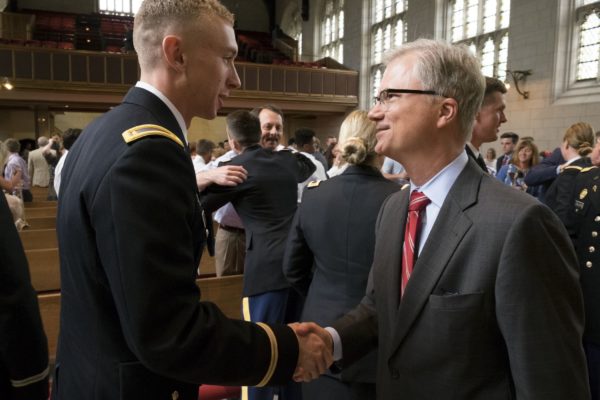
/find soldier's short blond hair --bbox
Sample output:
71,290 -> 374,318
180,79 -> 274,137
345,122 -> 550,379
134,0 -> 234,71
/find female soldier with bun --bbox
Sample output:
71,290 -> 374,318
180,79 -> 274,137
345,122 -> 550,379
283,110 -> 400,400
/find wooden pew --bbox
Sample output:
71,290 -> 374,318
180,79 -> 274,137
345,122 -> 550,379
38,274 -> 244,362
24,200 -> 57,208
38,292 -> 60,361
30,186 -> 51,202
26,216 -> 56,229
24,206 -> 57,218
19,228 -> 57,250
27,248 -> 61,292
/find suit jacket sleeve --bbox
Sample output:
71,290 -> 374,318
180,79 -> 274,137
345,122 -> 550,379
329,195 -> 391,367
495,202 -> 589,398
524,149 -> 561,186
0,194 -> 49,400
92,138 -> 298,386
292,152 -> 317,183
545,170 -> 580,225
282,206 -> 313,297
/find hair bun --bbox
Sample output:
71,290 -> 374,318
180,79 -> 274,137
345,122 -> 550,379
341,137 -> 367,165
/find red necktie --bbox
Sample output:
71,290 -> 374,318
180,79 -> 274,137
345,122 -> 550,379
401,191 -> 431,297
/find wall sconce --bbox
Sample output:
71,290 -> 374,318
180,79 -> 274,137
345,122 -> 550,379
1,77 -> 14,90
506,70 -> 532,99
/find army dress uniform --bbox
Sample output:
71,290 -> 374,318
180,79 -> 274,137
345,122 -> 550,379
0,193 -> 49,400
569,165 -> 600,399
54,86 -> 298,400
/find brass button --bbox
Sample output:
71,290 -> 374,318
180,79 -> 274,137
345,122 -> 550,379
586,261 -> 593,268
595,216 -> 600,222
593,231 -> 599,237
172,391 -> 179,400
590,246 -> 596,253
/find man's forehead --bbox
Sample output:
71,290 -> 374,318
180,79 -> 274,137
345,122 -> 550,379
259,109 -> 283,124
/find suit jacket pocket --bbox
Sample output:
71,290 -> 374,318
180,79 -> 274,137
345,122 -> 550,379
119,361 -> 197,400
429,291 -> 484,310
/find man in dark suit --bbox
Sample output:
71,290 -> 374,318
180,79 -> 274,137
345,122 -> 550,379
294,39 -> 590,399
54,1 -> 330,399
0,193 -> 49,400
466,76 -> 508,173
496,131 -> 519,172
200,110 -> 316,400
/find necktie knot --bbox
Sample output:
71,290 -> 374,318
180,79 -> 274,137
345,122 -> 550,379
408,191 -> 430,212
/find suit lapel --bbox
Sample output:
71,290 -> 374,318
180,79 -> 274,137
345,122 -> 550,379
387,160 -> 481,356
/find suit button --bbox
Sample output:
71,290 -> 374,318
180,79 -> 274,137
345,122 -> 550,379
171,390 -> 179,400
595,216 -> 600,222
391,368 -> 400,380
590,246 -> 596,253
587,261 -> 593,268
593,231 -> 598,238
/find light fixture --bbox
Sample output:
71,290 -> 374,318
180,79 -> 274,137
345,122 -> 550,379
1,77 -> 14,90
506,70 -> 532,99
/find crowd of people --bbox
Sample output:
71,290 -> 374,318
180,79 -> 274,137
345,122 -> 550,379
1,0 -> 599,399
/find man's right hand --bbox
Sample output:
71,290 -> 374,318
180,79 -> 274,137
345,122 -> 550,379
288,322 -> 333,382
196,165 -> 247,191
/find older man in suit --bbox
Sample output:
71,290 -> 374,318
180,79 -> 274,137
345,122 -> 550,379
295,38 -> 590,399
54,1 -> 329,399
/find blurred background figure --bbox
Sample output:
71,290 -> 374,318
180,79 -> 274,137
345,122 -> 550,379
283,110 -> 400,400
3,138 -> 32,202
484,147 -> 497,175
27,137 -> 50,189
496,139 -> 541,197
54,128 -> 82,197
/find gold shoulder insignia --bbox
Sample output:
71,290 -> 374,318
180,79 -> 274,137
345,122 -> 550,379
401,183 -> 410,190
122,124 -> 184,148
580,188 -> 588,200
581,166 -> 598,173
562,165 -> 583,173
307,180 -> 321,188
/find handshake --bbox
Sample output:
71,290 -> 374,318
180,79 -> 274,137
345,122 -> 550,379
288,322 -> 334,382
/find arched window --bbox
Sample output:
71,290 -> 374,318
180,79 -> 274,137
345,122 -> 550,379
98,0 -> 141,15
576,1 -> 600,81
554,0 -> 600,103
447,0 -> 510,81
370,0 -> 407,102
320,0 -> 345,63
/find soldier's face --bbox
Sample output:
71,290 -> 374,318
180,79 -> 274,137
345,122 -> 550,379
185,17 -> 241,120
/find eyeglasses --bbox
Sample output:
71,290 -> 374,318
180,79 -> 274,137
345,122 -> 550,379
374,88 -> 440,107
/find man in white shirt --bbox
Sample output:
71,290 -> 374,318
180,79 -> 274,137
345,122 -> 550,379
54,128 -> 81,197
294,128 -> 328,202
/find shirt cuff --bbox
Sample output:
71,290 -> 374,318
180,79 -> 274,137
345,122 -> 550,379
325,327 -> 343,361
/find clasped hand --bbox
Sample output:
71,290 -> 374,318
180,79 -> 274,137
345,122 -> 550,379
288,322 -> 333,382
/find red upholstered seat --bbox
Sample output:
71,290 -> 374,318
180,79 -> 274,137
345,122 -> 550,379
198,385 -> 241,400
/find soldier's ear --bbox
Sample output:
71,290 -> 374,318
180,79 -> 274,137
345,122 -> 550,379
162,35 -> 185,71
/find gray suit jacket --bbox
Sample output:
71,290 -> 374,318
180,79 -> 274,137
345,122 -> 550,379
333,159 -> 590,400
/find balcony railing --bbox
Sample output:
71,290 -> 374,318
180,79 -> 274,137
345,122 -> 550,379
0,44 -> 358,111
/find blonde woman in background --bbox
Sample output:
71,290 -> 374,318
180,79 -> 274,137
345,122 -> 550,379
283,110 -> 400,400
546,122 -> 595,224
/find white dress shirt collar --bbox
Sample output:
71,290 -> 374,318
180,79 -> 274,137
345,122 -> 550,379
409,150 -> 469,254
135,81 -> 188,144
